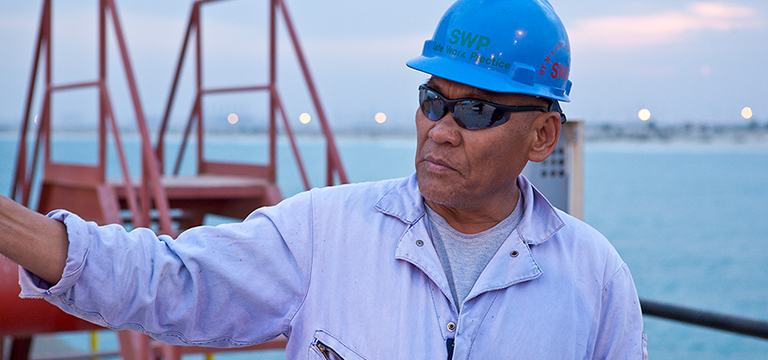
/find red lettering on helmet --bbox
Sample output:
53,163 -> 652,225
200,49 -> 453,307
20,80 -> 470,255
540,42 -> 570,78
551,63 -> 569,80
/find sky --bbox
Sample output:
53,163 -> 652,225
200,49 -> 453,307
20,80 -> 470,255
1,0 -> 767,134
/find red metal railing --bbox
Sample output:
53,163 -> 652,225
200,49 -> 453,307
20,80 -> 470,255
5,1 -> 176,358
155,0 -> 348,188
7,1 -> 347,358
10,0 -> 174,235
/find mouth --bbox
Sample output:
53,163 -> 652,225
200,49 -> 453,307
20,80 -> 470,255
422,155 -> 457,172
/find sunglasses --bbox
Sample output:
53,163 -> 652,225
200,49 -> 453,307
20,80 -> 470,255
418,84 -> 565,129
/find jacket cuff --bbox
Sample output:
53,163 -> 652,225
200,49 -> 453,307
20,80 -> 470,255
19,210 -> 90,298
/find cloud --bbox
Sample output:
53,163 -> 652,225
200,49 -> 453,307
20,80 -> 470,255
569,2 -> 762,49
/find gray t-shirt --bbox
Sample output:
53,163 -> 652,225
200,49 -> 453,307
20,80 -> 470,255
426,193 -> 523,311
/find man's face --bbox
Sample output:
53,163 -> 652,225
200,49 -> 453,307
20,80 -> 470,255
415,77 -> 545,211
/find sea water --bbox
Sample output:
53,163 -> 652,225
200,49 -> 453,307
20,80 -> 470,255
1,132 -> 767,359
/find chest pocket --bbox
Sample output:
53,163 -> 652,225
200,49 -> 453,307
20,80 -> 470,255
308,330 -> 368,360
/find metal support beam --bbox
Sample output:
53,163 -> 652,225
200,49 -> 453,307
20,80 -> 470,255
641,298 -> 768,340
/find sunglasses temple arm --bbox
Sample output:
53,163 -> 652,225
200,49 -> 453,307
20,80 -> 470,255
550,101 -> 566,123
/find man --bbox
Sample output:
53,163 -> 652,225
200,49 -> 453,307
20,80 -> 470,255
1,0 -> 646,358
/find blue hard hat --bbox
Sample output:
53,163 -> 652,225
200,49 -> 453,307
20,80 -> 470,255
407,0 -> 572,102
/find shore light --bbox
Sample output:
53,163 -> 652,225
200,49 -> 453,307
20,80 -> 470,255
227,113 -> 239,124
375,112 -> 387,124
741,107 -> 753,120
638,109 -> 651,121
299,113 -> 311,124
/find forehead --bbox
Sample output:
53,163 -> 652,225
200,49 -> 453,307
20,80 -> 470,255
427,76 -> 545,106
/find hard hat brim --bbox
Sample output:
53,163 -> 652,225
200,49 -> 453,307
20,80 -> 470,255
406,55 -> 571,102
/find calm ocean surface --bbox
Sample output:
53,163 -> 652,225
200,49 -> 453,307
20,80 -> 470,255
1,132 -> 767,359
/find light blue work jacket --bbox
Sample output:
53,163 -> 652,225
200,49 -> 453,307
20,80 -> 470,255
21,174 -> 646,359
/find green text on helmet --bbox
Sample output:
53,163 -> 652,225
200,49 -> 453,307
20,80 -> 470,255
407,0 -> 573,102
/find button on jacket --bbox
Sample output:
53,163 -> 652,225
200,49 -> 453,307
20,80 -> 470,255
21,174 -> 646,359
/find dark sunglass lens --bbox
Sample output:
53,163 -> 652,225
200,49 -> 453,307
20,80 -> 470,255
420,88 -> 445,121
452,100 -> 492,129
489,108 -> 511,127
454,100 -> 513,129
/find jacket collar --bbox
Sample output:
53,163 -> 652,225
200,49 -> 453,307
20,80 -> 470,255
515,175 -> 565,245
375,173 -> 565,245
373,173 -> 426,226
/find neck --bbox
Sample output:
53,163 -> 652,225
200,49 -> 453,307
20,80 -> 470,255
424,186 -> 520,234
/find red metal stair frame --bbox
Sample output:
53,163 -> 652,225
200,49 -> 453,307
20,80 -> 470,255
4,0 -> 348,359
4,0 -> 174,358
10,0 -> 174,233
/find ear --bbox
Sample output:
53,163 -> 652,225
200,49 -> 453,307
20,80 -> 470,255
527,111 -> 562,163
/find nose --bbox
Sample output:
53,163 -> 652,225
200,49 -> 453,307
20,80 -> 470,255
426,111 -> 462,146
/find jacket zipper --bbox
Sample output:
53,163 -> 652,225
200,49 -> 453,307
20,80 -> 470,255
316,340 -> 345,360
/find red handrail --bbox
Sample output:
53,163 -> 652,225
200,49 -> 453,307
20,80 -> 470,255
276,0 -> 348,185
10,0 -> 174,235
155,0 -> 347,190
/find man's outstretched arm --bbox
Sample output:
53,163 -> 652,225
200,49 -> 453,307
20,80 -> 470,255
0,194 -> 68,284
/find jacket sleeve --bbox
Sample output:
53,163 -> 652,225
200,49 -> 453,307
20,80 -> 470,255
591,262 -> 648,359
19,191 -> 314,348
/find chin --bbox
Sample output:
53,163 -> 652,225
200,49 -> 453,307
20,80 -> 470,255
418,181 -> 466,210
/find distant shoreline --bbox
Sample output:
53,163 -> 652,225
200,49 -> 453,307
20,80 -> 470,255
583,121 -> 768,145
2,121 -> 767,145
